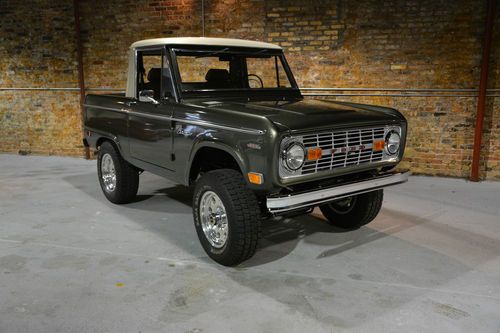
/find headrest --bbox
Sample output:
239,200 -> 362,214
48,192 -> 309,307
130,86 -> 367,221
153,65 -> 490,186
205,69 -> 230,82
147,68 -> 161,82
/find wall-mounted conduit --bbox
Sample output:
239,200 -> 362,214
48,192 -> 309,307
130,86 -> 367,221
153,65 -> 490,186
73,0 -> 90,159
1,87 -> 499,98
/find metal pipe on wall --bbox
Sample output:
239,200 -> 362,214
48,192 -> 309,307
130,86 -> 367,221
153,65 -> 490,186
73,0 -> 90,159
0,88 -> 124,91
201,0 -> 205,37
301,88 -> 500,92
302,93 -> 500,97
470,0 -> 497,182
2,87 -> 499,94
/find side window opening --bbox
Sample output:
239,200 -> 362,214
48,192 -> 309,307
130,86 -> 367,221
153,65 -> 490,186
136,48 -> 175,100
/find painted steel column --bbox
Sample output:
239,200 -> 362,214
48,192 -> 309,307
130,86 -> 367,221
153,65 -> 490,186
73,0 -> 90,159
471,0 -> 496,181
201,0 -> 205,37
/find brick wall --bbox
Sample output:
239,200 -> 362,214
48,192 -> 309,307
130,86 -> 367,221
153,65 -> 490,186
0,0 -> 82,156
79,0 -> 202,89
0,0 -> 499,179
486,5 -> 500,179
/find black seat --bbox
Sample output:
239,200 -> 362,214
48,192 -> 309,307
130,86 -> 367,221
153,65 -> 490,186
205,69 -> 231,89
143,68 -> 161,99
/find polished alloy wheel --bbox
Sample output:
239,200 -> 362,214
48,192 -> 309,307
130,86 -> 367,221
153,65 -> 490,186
329,196 -> 357,214
199,191 -> 228,248
101,153 -> 116,192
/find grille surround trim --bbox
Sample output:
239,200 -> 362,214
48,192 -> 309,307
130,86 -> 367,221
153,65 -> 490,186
279,125 -> 401,179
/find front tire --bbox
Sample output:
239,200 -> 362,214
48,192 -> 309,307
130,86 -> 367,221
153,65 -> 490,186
97,141 -> 139,204
319,190 -> 383,229
193,169 -> 261,266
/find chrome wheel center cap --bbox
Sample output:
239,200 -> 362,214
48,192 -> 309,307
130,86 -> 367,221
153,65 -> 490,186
101,153 -> 117,192
199,191 -> 228,248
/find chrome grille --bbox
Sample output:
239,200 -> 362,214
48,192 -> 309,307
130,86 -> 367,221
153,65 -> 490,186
301,127 -> 385,174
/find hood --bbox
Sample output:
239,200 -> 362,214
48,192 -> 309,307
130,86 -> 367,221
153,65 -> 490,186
185,98 -> 405,133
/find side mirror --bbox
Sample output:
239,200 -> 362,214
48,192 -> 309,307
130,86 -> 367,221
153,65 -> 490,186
139,90 -> 159,105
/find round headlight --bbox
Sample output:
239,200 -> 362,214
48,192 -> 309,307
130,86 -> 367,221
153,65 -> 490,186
385,131 -> 401,155
283,143 -> 305,171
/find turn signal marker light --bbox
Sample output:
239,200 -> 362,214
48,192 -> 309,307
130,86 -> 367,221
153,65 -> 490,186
373,140 -> 385,151
248,172 -> 263,185
307,147 -> 323,161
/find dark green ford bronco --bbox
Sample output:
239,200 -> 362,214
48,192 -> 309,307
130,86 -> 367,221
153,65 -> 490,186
84,37 -> 409,266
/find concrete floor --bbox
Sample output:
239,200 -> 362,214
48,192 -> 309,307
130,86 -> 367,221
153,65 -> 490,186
0,154 -> 499,333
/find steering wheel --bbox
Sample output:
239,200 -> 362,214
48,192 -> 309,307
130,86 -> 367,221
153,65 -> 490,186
246,74 -> 264,88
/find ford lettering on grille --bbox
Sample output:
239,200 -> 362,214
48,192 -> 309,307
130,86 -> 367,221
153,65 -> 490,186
301,127 -> 385,175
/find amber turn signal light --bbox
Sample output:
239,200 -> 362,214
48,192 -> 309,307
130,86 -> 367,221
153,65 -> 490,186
307,147 -> 322,160
373,140 -> 385,151
248,172 -> 264,185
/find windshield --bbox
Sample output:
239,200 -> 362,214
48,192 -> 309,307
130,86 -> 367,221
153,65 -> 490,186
173,48 -> 297,96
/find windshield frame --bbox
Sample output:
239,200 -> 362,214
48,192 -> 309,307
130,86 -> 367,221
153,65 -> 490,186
168,45 -> 301,100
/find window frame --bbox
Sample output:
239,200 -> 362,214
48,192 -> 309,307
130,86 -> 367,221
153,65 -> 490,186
169,46 -> 300,100
135,46 -> 179,102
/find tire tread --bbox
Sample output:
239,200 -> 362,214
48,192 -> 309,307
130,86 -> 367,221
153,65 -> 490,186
320,190 -> 383,229
194,169 -> 261,266
98,141 -> 139,204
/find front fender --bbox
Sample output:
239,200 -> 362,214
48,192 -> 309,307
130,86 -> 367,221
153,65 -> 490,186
185,135 -> 249,185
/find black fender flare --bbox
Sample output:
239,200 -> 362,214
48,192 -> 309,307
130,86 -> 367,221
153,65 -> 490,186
185,140 -> 248,185
92,131 -> 125,157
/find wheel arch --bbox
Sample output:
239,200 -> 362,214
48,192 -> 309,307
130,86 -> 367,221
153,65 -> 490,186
187,142 -> 247,185
95,136 -> 123,155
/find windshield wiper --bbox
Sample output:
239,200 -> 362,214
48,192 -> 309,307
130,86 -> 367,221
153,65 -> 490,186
195,48 -> 230,58
248,49 -> 270,55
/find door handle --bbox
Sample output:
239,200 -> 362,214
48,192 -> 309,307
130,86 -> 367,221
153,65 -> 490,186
125,101 -> 137,107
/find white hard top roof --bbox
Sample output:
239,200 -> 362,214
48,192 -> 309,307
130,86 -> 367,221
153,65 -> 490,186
130,37 -> 282,50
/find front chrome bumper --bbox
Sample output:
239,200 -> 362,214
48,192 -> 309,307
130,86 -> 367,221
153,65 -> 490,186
266,171 -> 410,213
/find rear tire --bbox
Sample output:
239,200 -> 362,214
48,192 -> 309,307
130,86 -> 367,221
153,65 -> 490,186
319,190 -> 383,229
97,141 -> 139,204
193,169 -> 261,266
